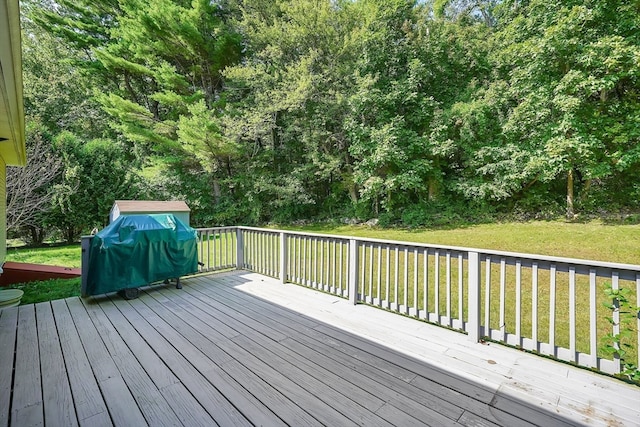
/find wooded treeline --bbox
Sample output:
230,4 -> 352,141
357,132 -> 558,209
10,0 -> 640,242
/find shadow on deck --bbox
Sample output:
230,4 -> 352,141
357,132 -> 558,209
0,270 -> 638,426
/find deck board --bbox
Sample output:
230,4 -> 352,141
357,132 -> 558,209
135,289 -> 356,426
65,297 -> 147,426
145,289 -> 319,426
99,297 -> 217,427
11,305 -> 43,427
179,285 -> 399,424
187,277 -> 467,425
35,302 -> 78,427
0,307 -> 18,427
50,299 -> 111,427
108,296 -> 254,427
123,293 -> 283,426
175,286 -> 398,425
81,298 -> 183,427
2,270 -> 640,427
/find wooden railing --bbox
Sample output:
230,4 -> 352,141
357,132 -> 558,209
195,226 -> 640,375
195,227 -> 238,272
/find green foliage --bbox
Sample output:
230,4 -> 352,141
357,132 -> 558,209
22,25 -> 107,138
220,0 -> 366,220
178,100 -> 239,173
23,0 -> 640,228
45,132 -> 143,242
601,284 -> 640,383
143,158 -> 256,227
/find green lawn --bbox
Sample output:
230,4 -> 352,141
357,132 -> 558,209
9,278 -> 82,305
4,245 -> 82,305
285,220 -> 640,265
6,244 -> 82,268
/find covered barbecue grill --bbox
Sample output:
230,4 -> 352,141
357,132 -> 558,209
82,213 -> 198,298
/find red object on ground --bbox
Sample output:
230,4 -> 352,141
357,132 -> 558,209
0,261 -> 81,286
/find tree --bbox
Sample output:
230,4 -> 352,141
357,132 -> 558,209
94,0 -> 242,154
24,0 -> 114,139
30,0 -> 244,226
434,0 -> 499,27
344,1 -> 496,217
222,0 -> 366,220
428,0 -> 640,218
26,0 -> 640,226
492,0 -> 640,217
177,100 -> 239,202
46,132 -> 143,242
6,122 -> 62,243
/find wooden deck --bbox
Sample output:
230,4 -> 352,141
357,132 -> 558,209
1,271 -> 639,426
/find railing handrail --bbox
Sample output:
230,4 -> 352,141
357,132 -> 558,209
229,226 -> 640,274
196,226 -> 238,232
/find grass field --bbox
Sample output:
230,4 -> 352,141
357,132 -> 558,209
285,220 -> 640,264
9,278 -> 82,305
4,245 -> 82,305
8,219 -> 638,269
5,245 -> 81,268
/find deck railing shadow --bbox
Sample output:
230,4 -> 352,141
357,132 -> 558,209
193,226 -> 640,376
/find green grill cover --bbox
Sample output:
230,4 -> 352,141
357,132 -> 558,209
85,214 -> 198,296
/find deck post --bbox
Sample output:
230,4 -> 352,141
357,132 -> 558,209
80,236 -> 93,297
467,251 -> 481,342
348,239 -> 359,305
236,227 -> 244,269
637,274 -> 640,372
280,232 -> 288,284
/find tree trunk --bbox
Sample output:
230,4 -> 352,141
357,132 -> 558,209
348,184 -> 359,203
566,168 -> 575,219
27,226 -> 46,246
212,179 -> 221,204
123,72 -> 140,105
343,165 -> 359,203
272,112 -> 281,172
582,178 -> 592,199
600,89 -> 607,102
428,178 -> 438,201
66,227 -> 76,244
